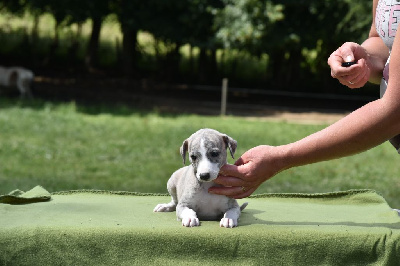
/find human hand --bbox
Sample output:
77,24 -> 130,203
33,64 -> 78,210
327,42 -> 371,89
208,145 -> 284,199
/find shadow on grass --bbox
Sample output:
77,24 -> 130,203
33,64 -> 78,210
0,96 -> 189,118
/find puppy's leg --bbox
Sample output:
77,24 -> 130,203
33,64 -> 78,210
177,205 -> 199,227
153,200 -> 176,212
220,207 -> 241,228
154,177 -> 178,212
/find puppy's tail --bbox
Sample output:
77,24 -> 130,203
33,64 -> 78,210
240,202 -> 248,211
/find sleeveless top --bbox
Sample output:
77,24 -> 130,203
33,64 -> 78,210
375,0 -> 400,152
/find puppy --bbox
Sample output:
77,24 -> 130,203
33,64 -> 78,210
154,128 -> 247,228
0,66 -> 34,98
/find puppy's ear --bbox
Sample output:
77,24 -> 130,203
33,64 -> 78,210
222,135 -> 237,159
180,139 -> 189,165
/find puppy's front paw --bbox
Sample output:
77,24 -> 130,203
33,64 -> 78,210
220,218 -> 238,228
182,217 -> 200,227
153,203 -> 175,212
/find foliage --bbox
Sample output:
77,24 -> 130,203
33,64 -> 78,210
0,0 -> 375,93
215,0 -> 284,51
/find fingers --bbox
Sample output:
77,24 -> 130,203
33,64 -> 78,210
336,59 -> 369,88
215,163 -> 250,187
231,186 -> 257,199
328,43 -> 355,67
213,175 -> 247,187
212,163 -> 255,198
212,146 -> 274,199
208,184 -> 257,199
328,42 -> 370,89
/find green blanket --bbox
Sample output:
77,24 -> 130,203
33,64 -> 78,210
0,188 -> 399,265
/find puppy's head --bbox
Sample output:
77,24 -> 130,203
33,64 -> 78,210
180,128 -> 237,182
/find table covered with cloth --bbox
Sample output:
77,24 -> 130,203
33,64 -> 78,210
0,186 -> 399,265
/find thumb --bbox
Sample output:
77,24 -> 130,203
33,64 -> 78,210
342,51 -> 354,63
339,43 -> 357,62
219,163 -> 241,177
344,55 -> 354,63
234,156 -> 245,166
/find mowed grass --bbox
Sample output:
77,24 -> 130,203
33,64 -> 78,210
0,98 -> 399,208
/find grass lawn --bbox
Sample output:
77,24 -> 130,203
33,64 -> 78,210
0,98 -> 399,208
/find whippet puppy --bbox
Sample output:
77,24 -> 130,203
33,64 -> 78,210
154,128 -> 247,228
0,66 -> 34,98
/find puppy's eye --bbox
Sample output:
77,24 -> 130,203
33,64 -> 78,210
190,155 -> 197,161
210,151 -> 220,157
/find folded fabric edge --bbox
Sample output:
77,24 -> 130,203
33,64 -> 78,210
248,189 -> 379,199
0,195 -> 51,204
0,186 -> 51,204
52,190 -> 169,197
51,189 -> 376,199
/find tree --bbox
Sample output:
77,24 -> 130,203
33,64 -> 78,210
30,0 -> 71,65
0,0 -> 374,92
214,0 -> 284,84
114,0 -> 153,77
81,0 -> 111,70
145,0 -> 223,82
214,0 -> 372,92
215,0 -> 283,52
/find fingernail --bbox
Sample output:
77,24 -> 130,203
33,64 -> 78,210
345,55 -> 353,62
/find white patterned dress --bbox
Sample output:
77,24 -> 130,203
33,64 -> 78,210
375,0 -> 400,152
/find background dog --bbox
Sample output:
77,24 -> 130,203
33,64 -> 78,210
0,66 -> 34,98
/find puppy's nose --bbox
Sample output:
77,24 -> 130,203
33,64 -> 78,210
199,173 -> 210,181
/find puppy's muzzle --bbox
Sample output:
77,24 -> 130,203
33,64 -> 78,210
199,173 -> 211,181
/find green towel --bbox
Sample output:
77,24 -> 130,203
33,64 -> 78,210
0,189 -> 399,265
0,185 -> 51,204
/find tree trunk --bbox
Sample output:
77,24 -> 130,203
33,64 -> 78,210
43,20 -> 60,66
209,49 -> 218,82
198,48 -> 208,82
67,22 -> 82,67
31,13 -> 40,44
189,44 -> 194,76
85,16 -> 103,70
267,49 -> 285,89
121,25 -> 138,77
170,43 -> 181,80
28,13 -> 40,66
285,49 -> 302,90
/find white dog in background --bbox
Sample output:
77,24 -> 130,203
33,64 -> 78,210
0,66 -> 34,98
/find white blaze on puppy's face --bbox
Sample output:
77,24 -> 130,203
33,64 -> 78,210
195,139 -> 220,181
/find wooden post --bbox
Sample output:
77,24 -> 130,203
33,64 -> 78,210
221,78 -> 228,116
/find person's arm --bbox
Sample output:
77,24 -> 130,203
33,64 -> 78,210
285,0 -> 400,164
210,1 -> 400,199
360,31 -> 389,84
282,28 -> 400,169
211,81 -> 400,198
210,86 -> 400,199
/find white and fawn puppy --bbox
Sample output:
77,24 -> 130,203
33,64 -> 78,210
0,66 -> 34,98
154,128 -> 247,228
